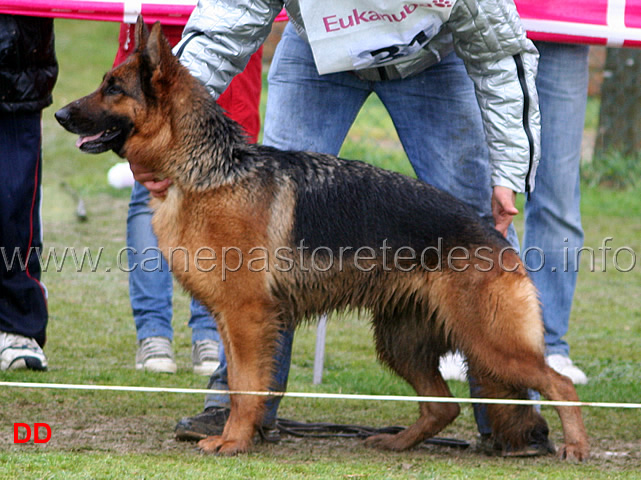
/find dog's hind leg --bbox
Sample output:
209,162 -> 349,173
471,365 -> 589,460
365,316 -> 460,451
526,367 -> 589,461
459,271 -> 589,460
365,369 -> 460,451
469,371 -> 553,456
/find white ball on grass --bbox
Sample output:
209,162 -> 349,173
107,162 -> 134,189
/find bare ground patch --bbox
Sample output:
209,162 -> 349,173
2,403 -> 639,471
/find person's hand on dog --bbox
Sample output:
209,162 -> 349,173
492,185 -> 519,237
129,162 -> 172,197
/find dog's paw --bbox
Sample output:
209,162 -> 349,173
364,433 -> 408,451
557,442 -> 590,462
198,435 -> 251,455
198,435 -> 224,454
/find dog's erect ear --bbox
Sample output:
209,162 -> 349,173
147,21 -> 174,71
135,15 -> 149,51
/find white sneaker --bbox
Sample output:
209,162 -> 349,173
439,351 -> 467,382
135,336 -> 177,373
546,354 -> 588,385
192,339 -> 220,376
0,332 -> 48,371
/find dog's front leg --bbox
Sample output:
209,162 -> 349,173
198,301 -> 278,455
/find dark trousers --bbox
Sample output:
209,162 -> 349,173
0,111 -> 48,346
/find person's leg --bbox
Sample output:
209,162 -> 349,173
524,42 -> 588,384
189,298 -> 222,375
0,111 -> 48,370
261,23 -> 374,422
175,347 -> 232,441
127,181 -> 176,372
375,51 -> 493,222
376,52 -> 542,449
127,181 -> 174,341
202,328 -> 294,420
378,50 -> 506,384
263,23 -> 371,153
376,51 -> 520,385
189,299 -> 220,344
470,44 -> 588,450
376,50 -> 491,427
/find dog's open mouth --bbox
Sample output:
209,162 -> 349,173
75,127 -> 124,153
55,103 -> 134,156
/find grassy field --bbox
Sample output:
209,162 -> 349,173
1,19 -> 640,479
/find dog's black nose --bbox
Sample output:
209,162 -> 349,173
54,107 -> 70,127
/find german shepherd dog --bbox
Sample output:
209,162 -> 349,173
56,18 -> 589,460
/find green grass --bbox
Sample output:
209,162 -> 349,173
582,149 -> 641,189
1,19 -> 640,478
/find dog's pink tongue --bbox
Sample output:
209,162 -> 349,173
76,132 -> 103,148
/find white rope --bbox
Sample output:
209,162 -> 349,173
2,381 -> 640,409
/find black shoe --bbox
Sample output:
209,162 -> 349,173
476,434 -> 555,458
502,438 -> 556,457
257,423 -> 281,444
174,406 -> 229,441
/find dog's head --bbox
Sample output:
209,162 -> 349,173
55,16 -> 181,159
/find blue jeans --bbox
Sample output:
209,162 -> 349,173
205,22 -> 500,421
472,42 -> 589,436
524,41 -> 588,358
127,181 -> 219,344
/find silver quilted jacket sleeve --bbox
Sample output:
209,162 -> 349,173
448,0 -> 540,193
173,0 -> 284,98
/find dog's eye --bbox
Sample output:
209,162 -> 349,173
105,84 -> 125,96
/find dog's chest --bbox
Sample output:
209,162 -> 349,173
150,187 -> 185,252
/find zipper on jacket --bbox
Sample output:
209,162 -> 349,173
175,32 -> 205,59
513,54 -> 534,196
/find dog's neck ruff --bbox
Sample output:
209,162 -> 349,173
161,85 -> 250,193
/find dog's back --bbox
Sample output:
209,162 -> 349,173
261,146 -> 505,253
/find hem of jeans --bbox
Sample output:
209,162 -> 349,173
137,332 -> 174,342
204,398 -> 231,410
190,330 -> 220,344
544,348 -> 570,358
